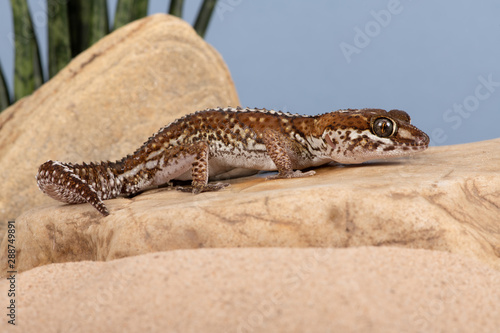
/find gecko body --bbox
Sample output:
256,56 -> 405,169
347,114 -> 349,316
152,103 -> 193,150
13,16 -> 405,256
36,107 -> 429,215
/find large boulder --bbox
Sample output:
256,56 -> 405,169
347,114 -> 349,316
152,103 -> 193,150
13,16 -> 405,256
1,138 -> 499,275
0,14 -> 239,239
1,247 -> 499,332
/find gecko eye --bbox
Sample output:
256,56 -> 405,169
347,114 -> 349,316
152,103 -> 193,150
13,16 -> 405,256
372,117 -> 396,138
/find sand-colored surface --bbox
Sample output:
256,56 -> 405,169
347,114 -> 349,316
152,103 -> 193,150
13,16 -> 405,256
1,247 -> 499,332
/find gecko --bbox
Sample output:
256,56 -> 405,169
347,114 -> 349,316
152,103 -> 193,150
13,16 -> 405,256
36,107 -> 429,216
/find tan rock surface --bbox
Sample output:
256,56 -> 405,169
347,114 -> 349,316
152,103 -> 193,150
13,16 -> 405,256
0,14 -> 239,238
1,138 -> 499,276
1,247 -> 499,332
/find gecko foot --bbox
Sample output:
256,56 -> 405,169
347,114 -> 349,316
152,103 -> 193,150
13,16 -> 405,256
176,182 -> 230,194
266,170 -> 316,180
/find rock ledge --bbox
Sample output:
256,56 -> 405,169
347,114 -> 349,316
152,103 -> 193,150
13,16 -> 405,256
1,138 -> 499,275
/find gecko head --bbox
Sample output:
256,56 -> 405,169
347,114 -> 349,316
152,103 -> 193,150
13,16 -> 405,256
322,108 -> 429,164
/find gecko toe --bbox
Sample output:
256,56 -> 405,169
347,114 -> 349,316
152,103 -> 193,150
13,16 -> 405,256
176,182 -> 230,194
266,170 -> 316,180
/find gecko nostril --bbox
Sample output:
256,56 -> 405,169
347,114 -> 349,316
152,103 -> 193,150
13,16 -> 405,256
414,134 -> 429,146
420,133 -> 430,145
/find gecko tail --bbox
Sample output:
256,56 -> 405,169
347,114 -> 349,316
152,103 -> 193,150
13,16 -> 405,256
36,160 -> 110,216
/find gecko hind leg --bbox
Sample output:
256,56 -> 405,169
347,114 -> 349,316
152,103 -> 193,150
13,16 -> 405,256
36,160 -> 110,216
175,141 -> 230,194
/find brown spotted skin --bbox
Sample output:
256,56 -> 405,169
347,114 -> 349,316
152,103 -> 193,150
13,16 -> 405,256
36,107 -> 429,215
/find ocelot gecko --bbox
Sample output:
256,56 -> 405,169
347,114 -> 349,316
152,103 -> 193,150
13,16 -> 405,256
36,107 -> 429,215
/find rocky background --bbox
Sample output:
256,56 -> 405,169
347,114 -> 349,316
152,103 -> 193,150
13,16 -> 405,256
0,14 -> 239,237
0,14 -> 499,333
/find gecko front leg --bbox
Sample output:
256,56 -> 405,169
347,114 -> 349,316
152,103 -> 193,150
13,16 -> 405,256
262,128 -> 316,180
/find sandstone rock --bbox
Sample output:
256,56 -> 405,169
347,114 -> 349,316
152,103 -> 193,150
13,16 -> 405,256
0,247 -> 499,332
1,138 -> 499,276
0,14 -> 239,238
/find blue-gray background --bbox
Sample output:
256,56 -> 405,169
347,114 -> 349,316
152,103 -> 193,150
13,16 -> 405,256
1,0 -> 499,146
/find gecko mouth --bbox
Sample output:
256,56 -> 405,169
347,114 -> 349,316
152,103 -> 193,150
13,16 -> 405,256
406,133 -> 430,151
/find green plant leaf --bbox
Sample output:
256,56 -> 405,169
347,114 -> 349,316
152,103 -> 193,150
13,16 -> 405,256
48,0 -> 72,78
10,0 -> 43,101
0,63 -> 11,112
193,0 -> 218,38
89,0 -> 109,45
133,0 -> 149,19
169,0 -> 184,18
67,0 -> 110,57
67,0 -> 93,57
114,0 -> 149,30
